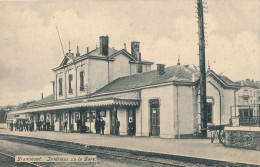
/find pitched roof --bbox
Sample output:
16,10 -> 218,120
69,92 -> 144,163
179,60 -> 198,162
207,69 -> 238,88
94,65 -> 200,95
217,74 -> 236,86
84,47 -> 118,57
27,94 -> 55,107
54,47 -> 120,70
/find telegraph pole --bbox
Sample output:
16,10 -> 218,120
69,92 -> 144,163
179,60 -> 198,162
197,0 -> 207,138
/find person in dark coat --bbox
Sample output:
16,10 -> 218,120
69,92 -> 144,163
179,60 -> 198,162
19,121 -> 23,132
63,119 -> 68,133
77,117 -> 81,132
95,118 -> 100,134
115,119 -> 120,136
10,121 -> 13,131
129,120 -> 134,136
100,118 -> 105,135
46,119 -> 50,131
14,121 -> 18,131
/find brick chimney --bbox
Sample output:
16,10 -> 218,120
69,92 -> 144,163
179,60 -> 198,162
100,36 -> 109,56
246,78 -> 250,82
131,41 -> 140,60
157,64 -> 165,76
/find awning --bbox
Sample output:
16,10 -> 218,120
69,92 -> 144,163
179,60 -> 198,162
9,98 -> 140,115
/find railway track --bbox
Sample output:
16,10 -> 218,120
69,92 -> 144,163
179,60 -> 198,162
0,134 -> 254,167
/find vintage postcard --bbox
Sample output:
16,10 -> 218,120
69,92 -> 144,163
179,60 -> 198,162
0,0 -> 259,166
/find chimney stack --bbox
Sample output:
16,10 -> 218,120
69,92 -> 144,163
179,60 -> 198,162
100,36 -> 109,56
87,47 -> 89,54
157,64 -> 165,76
138,53 -> 142,61
131,41 -> 140,60
41,93 -> 43,99
76,46 -> 80,57
246,78 -> 250,82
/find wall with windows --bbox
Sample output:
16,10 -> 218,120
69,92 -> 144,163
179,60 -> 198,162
54,59 -> 89,100
236,87 -> 259,117
53,54 -> 153,101
237,87 -> 258,106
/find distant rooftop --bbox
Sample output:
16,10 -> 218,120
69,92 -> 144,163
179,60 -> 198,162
236,80 -> 260,89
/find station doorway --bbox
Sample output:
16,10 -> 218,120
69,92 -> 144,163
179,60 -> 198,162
127,107 -> 136,136
150,99 -> 160,136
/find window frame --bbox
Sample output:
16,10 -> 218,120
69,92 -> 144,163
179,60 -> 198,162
68,74 -> 73,94
58,78 -> 63,96
80,71 -> 85,92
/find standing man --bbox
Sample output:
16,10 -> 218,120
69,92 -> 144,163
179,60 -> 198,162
129,119 -> 134,136
95,118 -> 100,134
64,119 -> 68,133
10,121 -> 13,131
115,118 -> 120,136
100,118 -> 105,135
77,117 -> 81,132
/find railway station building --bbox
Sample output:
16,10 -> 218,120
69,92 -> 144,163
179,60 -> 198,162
8,36 -> 240,138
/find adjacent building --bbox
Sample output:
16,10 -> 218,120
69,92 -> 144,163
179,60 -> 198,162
234,79 -> 260,126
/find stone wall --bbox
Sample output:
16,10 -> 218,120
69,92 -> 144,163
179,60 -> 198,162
225,127 -> 260,151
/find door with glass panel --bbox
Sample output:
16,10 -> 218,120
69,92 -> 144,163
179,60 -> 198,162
150,99 -> 160,136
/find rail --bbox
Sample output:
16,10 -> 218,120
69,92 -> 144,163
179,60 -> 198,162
0,134 -> 251,167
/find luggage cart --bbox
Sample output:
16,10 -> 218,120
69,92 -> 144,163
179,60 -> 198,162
208,124 -> 229,144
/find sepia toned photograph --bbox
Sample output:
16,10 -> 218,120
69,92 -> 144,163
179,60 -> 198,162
0,0 -> 259,166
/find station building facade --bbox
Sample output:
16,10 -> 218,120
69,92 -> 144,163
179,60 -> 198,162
8,36 -> 240,138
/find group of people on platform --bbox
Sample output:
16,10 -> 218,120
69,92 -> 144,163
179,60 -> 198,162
9,120 -> 34,132
63,118 -> 82,133
95,118 -> 106,135
36,120 -> 52,131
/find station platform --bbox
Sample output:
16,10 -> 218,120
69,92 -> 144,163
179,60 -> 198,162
0,129 -> 259,166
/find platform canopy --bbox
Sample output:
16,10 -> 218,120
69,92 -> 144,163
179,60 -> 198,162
9,98 -> 140,115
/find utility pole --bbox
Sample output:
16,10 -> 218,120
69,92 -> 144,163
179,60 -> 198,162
197,0 -> 207,138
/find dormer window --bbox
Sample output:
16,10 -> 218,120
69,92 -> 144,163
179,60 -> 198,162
68,74 -> 73,94
80,71 -> 84,91
59,78 -> 63,96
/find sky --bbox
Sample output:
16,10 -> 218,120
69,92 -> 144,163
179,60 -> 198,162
0,0 -> 259,106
